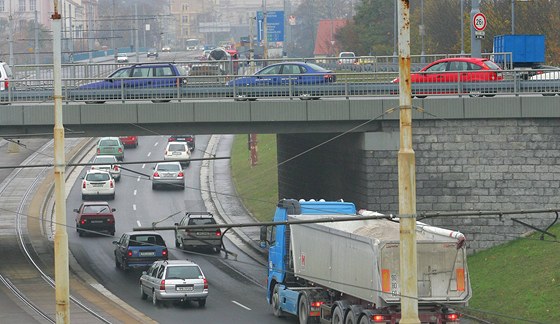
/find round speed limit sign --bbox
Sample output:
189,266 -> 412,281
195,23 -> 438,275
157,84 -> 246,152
473,12 -> 487,31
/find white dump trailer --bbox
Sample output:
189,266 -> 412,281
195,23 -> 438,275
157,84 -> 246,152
263,199 -> 471,324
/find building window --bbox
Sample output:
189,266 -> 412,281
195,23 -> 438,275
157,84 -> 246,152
30,0 -> 35,11
19,0 -> 26,11
0,0 -> 5,12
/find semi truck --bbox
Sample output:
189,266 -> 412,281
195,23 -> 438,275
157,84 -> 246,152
260,199 -> 471,324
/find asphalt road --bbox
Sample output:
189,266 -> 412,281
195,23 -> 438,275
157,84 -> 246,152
64,135 -> 292,323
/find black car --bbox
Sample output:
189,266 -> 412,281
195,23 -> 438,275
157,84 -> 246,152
147,48 -> 159,58
168,135 -> 195,151
174,212 -> 222,253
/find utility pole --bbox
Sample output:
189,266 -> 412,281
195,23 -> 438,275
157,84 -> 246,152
51,0 -> 71,322
470,0 -> 482,58
396,0 -> 419,323
249,16 -> 256,74
263,0 -> 268,61
135,3 -> 139,62
35,10 -> 40,76
8,13 -> 14,66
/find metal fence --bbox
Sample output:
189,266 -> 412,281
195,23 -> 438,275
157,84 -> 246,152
1,54 -> 558,104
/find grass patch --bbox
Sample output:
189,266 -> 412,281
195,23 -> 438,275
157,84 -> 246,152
230,134 -> 278,222
230,134 -> 560,323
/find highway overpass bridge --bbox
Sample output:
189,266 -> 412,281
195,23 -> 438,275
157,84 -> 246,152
2,96 -> 560,252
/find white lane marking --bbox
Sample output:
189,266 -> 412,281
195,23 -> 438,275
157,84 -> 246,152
231,301 -> 251,311
137,176 -> 141,182
154,142 -> 159,147
136,220 -> 142,227
132,204 -> 136,211
147,152 -> 152,157
142,163 -> 145,169
133,189 -> 137,195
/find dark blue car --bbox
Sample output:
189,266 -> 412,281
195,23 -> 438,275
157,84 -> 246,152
226,62 -> 336,87
113,231 -> 168,270
79,62 -> 188,90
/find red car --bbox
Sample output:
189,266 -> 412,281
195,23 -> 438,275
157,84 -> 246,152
118,136 -> 138,148
393,57 -> 503,83
74,201 -> 116,237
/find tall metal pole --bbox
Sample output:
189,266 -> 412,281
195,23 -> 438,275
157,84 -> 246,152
420,0 -> 425,63
392,0 -> 397,63
397,0 -> 419,323
8,13 -> 14,66
263,0 -> 268,61
511,0 -> 515,34
135,3 -> 139,62
461,0 -> 465,54
35,10 -> 40,76
470,0 -> 482,58
52,1 -> 70,322
249,16 -> 256,74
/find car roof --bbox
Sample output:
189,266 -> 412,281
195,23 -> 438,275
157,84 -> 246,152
123,231 -> 162,236
186,213 -> 214,219
99,136 -> 120,141
94,155 -> 118,159
155,161 -> 182,166
431,57 -> 491,63
86,169 -> 111,174
159,260 -> 199,266
81,201 -> 110,206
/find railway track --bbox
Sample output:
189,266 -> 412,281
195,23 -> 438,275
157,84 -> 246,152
0,138 -> 151,323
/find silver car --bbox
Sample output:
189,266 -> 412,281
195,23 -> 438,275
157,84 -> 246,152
91,155 -> 121,181
151,162 -> 184,190
139,260 -> 208,307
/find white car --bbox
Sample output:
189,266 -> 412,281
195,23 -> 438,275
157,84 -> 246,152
164,142 -> 191,166
529,70 -> 560,80
116,53 -> 129,63
91,155 -> 121,181
337,51 -> 357,64
82,170 -> 115,200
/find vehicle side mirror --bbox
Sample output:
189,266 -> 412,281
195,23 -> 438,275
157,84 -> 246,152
112,208 -> 116,212
259,226 -> 268,248
73,209 -> 79,213
174,223 -> 179,226
112,241 -> 118,245
142,271 -> 147,275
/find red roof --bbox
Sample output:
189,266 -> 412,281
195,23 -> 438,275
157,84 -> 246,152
314,19 -> 348,56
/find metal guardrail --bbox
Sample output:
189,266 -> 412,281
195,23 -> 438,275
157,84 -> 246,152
1,58 -> 558,104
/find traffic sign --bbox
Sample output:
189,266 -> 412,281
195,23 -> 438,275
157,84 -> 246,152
257,10 -> 285,42
473,12 -> 487,31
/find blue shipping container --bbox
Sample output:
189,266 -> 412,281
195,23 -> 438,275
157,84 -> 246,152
493,34 -> 545,65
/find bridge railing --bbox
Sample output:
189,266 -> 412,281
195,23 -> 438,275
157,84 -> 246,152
1,58 -> 558,104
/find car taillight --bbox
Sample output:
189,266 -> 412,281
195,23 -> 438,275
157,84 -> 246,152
372,314 -> 387,322
178,171 -> 184,177
127,250 -> 133,257
82,180 -> 86,188
80,219 -> 86,225
153,171 -> 159,177
159,279 -> 166,290
203,278 -> 208,290
324,74 -> 333,80
215,229 -> 221,237
118,148 -> 123,153
113,165 -> 119,171
446,313 -> 459,321
97,148 -> 100,154
168,138 -> 175,142
162,248 -> 168,257
108,218 -> 114,224
187,138 -> 193,142
3,80 -> 8,89
110,180 -> 114,188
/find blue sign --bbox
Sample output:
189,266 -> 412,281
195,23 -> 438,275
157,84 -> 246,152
257,10 -> 284,42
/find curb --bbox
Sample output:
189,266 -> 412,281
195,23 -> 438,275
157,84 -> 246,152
203,135 -> 267,265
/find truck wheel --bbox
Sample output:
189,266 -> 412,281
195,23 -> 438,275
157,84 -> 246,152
298,294 -> 316,324
332,306 -> 345,324
358,315 -> 370,324
344,310 -> 358,324
271,285 -> 284,317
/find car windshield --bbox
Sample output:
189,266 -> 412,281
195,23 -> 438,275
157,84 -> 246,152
130,234 -> 165,246
157,164 -> 180,171
168,143 -> 186,151
188,218 -> 216,225
304,63 -> 329,72
94,157 -> 116,163
86,172 -> 110,181
82,205 -> 109,213
340,53 -> 355,58
165,266 -> 202,279
99,139 -> 120,146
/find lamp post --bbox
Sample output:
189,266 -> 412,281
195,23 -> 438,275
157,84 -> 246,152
393,0 -> 397,62
461,0 -> 464,54
419,0 -> 425,63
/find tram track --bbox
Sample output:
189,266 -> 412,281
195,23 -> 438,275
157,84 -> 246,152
0,138 -> 151,323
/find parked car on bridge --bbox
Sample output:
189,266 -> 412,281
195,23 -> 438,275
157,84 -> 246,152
113,231 -> 168,271
337,51 -> 357,65
393,57 -> 503,84
74,201 -> 116,237
78,62 -> 188,92
226,62 -> 336,87
140,260 -> 208,307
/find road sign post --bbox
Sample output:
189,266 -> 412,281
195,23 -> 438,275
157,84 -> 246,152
472,12 -> 486,39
